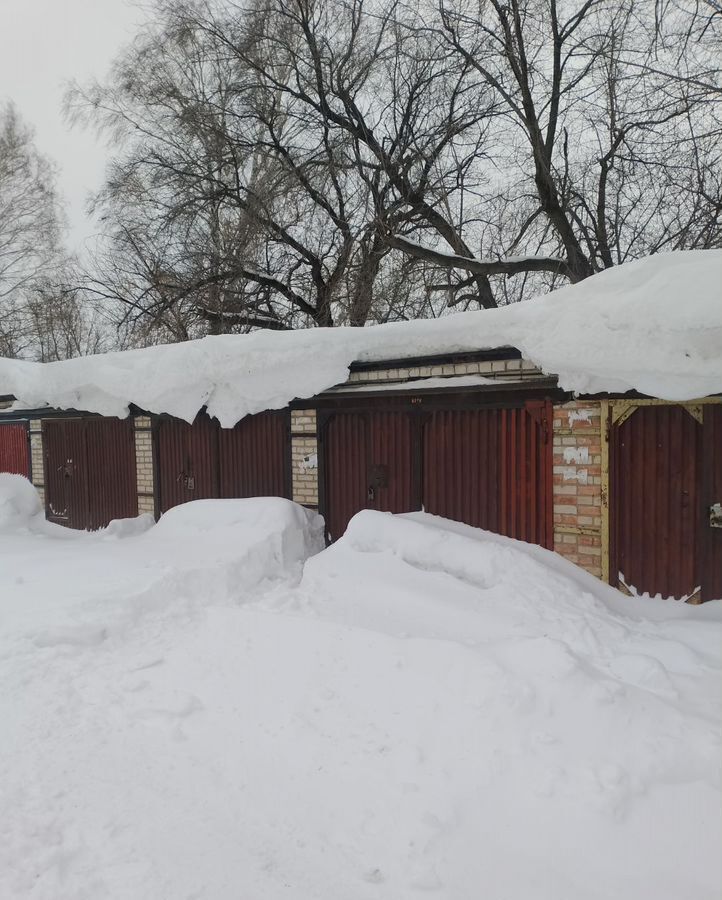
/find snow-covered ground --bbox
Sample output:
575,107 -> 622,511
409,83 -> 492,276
1,475 -> 720,899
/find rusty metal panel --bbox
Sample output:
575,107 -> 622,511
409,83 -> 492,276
85,418 -> 138,529
219,411 -> 288,499
421,403 -> 551,548
322,410 -> 416,541
322,401 -> 552,547
611,405 -> 701,600
323,412 -> 369,542
42,420 -> 89,529
43,418 -> 137,530
367,411 -> 415,516
0,423 -> 29,476
156,412 -> 219,514
422,409 -> 500,531
499,402 -> 553,549
702,405 -> 722,601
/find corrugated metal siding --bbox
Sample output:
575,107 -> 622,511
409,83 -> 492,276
156,411 -> 289,514
156,413 -> 218,514
0,423 -> 29,476
322,401 -> 552,547
367,411 -> 415,516
612,405 -> 701,599
43,418 -> 137,530
423,409 -> 499,530
43,420 -> 89,528
85,418 -> 138,529
323,412 -> 369,542
702,406 -> 722,601
219,411 -> 288,499
499,403 -> 553,548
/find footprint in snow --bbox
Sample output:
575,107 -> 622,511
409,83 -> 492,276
363,868 -> 385,884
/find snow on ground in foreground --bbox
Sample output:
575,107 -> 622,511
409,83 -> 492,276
0,481 -> 720,899
1,250 -> 721,425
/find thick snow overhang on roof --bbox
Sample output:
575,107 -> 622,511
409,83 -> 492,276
0,250 -> 720,428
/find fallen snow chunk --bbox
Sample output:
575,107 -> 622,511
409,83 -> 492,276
102,513 -> 157,539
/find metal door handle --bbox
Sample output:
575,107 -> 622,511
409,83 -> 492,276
367,485 -> 375,502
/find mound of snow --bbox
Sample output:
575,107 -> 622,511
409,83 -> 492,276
1,250 -> 720,425
101,513 -> 157,539
288,510 -> 721,897
0,474 -> 42,529
152,497 -> 325,579
0,508 -> 719,899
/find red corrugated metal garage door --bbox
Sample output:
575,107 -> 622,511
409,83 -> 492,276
0,422 -> 29,476
84,418 -> 140,530
703,406 -> 722,601
498,403 -> 553,547
156,410 -> 289,514
422,402 -> 552,547
423,409 -> 499,530
219,411 -> 288,500
323,411 -> 415,541
43,418 -> 137,530
610,403 -> 722,602
156,413 -> 219,514
321,400 -> 552,546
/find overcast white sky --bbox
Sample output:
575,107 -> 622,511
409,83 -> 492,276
0,0 -> 144,251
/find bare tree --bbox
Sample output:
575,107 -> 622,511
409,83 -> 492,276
69,0 -> 721,339
0,103 -> 106,360
0,103 -> 63,356
431,0 -> 722,277
68,1 -> 394,339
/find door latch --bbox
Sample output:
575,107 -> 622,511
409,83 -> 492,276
710,502 -> 722,529
367,464 -> 388,505
177,472 -> 195,491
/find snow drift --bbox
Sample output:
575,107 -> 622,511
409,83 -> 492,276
1,250 -> 720,426
0,503 -> 719,899
0,473 -> 43,529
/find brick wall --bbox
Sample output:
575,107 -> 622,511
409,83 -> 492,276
133,416 -> 155,516
552,400 -> 604,578
28,419 -> 45,507
345,356 -> 542,385
290,409 -> 319,508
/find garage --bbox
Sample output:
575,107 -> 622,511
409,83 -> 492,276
42,417 -> 138,529
155,410 -> 290,514
0,421 -> 29,476
319,390 -> 553,547
610,401 -> 722,602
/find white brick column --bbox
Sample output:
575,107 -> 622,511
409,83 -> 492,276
133,416 -> 156,516
28,419 -> 45,507
290,409 -> 319,508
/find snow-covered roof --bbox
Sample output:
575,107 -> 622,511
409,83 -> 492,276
1,250 -> 720,427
